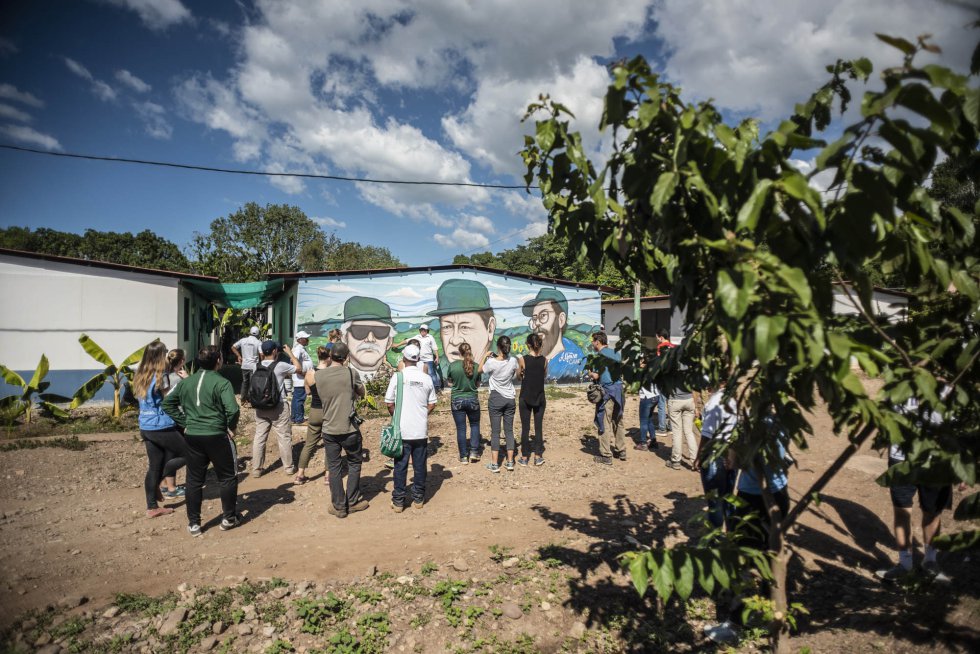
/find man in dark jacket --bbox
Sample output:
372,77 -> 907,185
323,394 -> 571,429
163,345 -> 241,536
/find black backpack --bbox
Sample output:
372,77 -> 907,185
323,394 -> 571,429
248,365 -> 281,409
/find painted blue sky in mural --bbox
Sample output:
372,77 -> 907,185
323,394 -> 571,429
0,1 -> 973,266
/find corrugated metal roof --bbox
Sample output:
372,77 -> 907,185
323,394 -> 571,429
0,247 -> 218,281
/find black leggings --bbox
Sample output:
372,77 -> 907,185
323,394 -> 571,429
142,428 -> 188,510
518,398 -> 546,458
185,434 -> 239,525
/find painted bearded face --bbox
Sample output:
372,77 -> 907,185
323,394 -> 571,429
439,311 -> 495,363
343,320 -> 393,371
528,301 -> 566,355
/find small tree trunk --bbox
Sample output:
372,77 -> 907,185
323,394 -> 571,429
113,387 -> 121,419
769,534 -> 790,654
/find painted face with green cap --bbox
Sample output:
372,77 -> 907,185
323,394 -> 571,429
426,279 -> 496,363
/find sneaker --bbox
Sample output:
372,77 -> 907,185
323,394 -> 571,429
160,486 -> 186,499
220,515 -> 242,531
617,451 -> 627,461
188,523 -> 202,537
412,499 -> 424,510
384,458 -> 395,469
665,461 -> 682,470
594,455 -> 613,466
517,457 -> 529,467
460,457 -> 469,464
534,457 -> 545,466
875,564 -> 910,582
348,500 -> 370,514
656,429 -> 670,436
633,443 -> 649,451
391,501 -> 404,513
922,560 -> 951,583
486,463 -> 501,473
504,461 -> 515,472
326,504 -> 348,519
284,466 -> 296,475
251,468 -> 263,478
469,454 -> 481,463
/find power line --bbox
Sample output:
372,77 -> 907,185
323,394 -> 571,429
0,143 -> 536,190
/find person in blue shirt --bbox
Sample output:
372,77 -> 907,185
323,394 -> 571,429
587,331 -> 625,465
734,419 -> 791,550
695,385 -> 738,531
132,340 -> 189,518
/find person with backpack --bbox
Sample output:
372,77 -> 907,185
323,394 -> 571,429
315,342 -> 369,518
162,345 -> 241,535
250,340 -> 301,477
517,332 -> 548,467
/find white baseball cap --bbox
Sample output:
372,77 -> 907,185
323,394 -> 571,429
249,326 -> 260,336
403,344 -> 421,362
295,331 -> 311,339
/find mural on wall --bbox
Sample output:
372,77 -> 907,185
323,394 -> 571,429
296,270 -> 601,383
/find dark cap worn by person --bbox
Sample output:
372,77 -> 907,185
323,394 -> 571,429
330,342 -> 350,361
261,340 -> 280,355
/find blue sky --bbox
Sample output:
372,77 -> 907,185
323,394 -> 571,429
0,1 -> 974,268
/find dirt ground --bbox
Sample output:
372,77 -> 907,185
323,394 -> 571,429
0,391 -> 977,652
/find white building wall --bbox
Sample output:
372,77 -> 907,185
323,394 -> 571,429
831,287 -> 909,323
0,255 -> 179,371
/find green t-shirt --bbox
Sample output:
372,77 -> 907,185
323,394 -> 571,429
447,360 -> 481,400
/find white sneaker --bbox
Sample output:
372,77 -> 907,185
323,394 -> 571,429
875,564 -> 909,582
922,560 -> 951,583
188,524 -> 202,537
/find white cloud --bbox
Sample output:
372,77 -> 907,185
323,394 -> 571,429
313,217 -> 347,229
115,69 -> 151,93
0,124 -> 61,151
386,286 -> 424,299
0,103 -> 31,122
65,57 -> 117,101
0,84 -> 43,108
650,0 -> 977,120
0,38 -> 18,55
103,0 -> 191,31
434,228 -> 491,250
132,100 -> 172,139
322,283 -> 359,292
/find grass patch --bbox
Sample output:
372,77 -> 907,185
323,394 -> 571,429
0,436 -> 88,452
114,591 -> 178,617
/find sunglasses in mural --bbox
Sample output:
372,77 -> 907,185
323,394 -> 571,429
347,324 -> 392,341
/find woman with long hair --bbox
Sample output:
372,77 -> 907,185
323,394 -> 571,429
133,340 -> 189,518
483,335 -> 519,472
517,332 -> 548,467
447,342 -> 484,463
156,349 -> 190,498
294,345 -> 331,484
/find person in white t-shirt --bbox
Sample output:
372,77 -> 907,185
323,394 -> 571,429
394,324 -> 442,392
251,341 -> 300,478
385,344 -> 437,511
694,385 -> 738,531
232,326 -> 263,404
482,335 -> 520,473
290,331 -> 314,425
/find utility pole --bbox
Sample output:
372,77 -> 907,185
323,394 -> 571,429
633,280 -> 642,335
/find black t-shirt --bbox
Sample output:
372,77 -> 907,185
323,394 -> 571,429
520,355 -> 546,406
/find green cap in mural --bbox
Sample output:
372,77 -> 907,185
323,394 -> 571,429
522,288 -> 568,317
426,279 -> 492,316
343,296 -> 395,325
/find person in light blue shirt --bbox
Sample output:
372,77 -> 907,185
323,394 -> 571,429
734,418 -> 790,550
587,331 -> 625,465
695,386 -> 738,530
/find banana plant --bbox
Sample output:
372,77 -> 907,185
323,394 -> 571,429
70,335 -> 146,419
0,354 -> 70,424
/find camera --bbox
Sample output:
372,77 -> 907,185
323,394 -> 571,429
349,409 -> 365,427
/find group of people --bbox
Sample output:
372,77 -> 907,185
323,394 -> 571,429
132,322 -> 956,584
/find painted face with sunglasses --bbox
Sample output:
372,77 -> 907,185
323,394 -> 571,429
343,320 -> 394,372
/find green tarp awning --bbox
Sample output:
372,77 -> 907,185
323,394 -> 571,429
183,280 -> 286,309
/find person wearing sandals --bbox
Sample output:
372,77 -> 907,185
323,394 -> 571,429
483,335 -> 519,472
447,342 -> 484,463
517,333 -> 548,467
293,346 -> 331,484
134,340 -> 190,518
162,345 -> 242,536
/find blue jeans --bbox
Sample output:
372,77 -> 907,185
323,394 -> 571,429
423,361 -> 441,391
392,438 -> 428,506
700,461 -> 737,530
657,394 -> 667,431
291,386 -> 307,423
451,397 -> 481,458
638,397 -> 656,444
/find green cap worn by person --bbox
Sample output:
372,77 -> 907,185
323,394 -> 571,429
163,368 -> 240,436
426,279 -> 492,316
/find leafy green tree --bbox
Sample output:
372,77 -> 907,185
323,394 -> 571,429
522,34 -> 978,652
0,227 -> 191,272
191,203 -> 403,280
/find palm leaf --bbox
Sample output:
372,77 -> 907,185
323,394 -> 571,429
0,365 -> 25,388
79,334 -> 113,367
120,345 -> 146,368
71,372 -> 108,409
0,395 -> 26,419
39,393 -> 72,403
28,354 -> 49,390
40,401 -> 70,420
